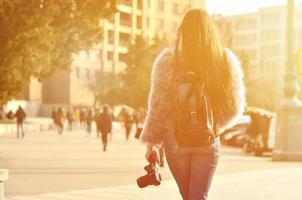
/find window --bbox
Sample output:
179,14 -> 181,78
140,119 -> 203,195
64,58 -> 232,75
137,16 -> 142,29
120,33 -> 131,46
147,0 -> 151,8
261,12 -> 281,24
157,0 -> 165,12
261,29 -> 280,41
172,3 -> 178,14
119,53 -> 127,63
235,17 -> 257,30
120,0 -> 131,6
137,0 -> 143,9
120,13 -> 131,26
156,19 -> 164,29
108,30 -> 114,44
108,51 -> 114,61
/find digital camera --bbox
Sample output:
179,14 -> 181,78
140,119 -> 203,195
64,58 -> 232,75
137,150 -> 162,188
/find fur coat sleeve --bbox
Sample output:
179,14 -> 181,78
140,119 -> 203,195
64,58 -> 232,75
140,48 -> 246,145
140,48 -> 175,146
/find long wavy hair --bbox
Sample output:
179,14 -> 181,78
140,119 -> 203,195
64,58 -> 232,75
175,9 -> 234,121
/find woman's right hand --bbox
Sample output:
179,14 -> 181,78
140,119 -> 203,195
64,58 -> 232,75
145,143 -> 155,161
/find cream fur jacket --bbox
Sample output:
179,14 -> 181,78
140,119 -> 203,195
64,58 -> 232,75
140,48 -> 246,145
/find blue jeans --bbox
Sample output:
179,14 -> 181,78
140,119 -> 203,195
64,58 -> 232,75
163,129 -> 220,200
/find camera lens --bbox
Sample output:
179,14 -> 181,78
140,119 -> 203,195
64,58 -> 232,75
137,175 -> 150,188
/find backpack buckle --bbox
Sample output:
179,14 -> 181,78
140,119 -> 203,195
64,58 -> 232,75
190,111 -> 198,125
209,135 -> 215,143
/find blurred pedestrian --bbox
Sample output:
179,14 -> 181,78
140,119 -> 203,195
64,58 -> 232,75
86,109 -> 94,136
51,108 -> 57,127
134,109 -> 146,140
123,110 -> 132,140
55,107 -> 65,134
109,108 -> 115,141
96,106 -> 112,151
133,111 -> 139,130
15,105 -> 26,138
80,109 -> 87,129
74,108 -> 81,128
0,105 -> 3,120
94,108 -> 100,137
6,110 -> 14,120
66,109 -> 74,131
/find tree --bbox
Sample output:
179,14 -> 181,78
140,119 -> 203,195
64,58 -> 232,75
88,71 -> 121,107
88,35 -> 168,109
0,0 -> 117,104
120,36 -> 150,108
120,35 -> 168,108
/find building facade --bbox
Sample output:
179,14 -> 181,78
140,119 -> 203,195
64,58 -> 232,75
18,0 -> 206,116
100,0 -> 205,73
226,5 -> 302,110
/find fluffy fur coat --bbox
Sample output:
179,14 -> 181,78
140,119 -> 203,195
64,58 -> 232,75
140,48 -> 246,145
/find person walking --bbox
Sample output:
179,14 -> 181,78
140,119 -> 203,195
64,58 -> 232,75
132,111 -> 139,130
55,107 -> 65,135
80,109 -> 87,129
6,110 -> 14,120
51,108 -> 57,127
96,106 -> 112,151
66,109 -> 74,131
134,109 -> 146,140
94,108 -> 100,137
74,108 -> 81,128
86,109 -> 94,136
15,106 -> 26,138
140,9 -> 246,200
0,105 -> 3,120
123,110 -> 132,140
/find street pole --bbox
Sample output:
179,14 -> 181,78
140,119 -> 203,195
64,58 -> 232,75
284,0 -> 300,101
287,0 -> 294,76
272,0 -> 302,161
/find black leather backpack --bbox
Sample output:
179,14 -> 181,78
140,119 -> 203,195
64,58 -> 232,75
174,71 -> 217,147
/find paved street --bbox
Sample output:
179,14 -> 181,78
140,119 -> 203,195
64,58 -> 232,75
0,123 -> 301,200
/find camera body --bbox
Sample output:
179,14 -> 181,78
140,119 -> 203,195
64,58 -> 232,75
137,151 -> 162,188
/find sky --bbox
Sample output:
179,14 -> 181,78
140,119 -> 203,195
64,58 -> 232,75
206,0 -> 302,16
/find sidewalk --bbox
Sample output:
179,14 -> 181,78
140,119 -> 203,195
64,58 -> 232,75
11,167 -> 302,200
1,125 -> 301,200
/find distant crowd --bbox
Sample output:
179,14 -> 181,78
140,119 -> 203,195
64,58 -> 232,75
0,105 -> 165,165
51,106 -> 147,151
